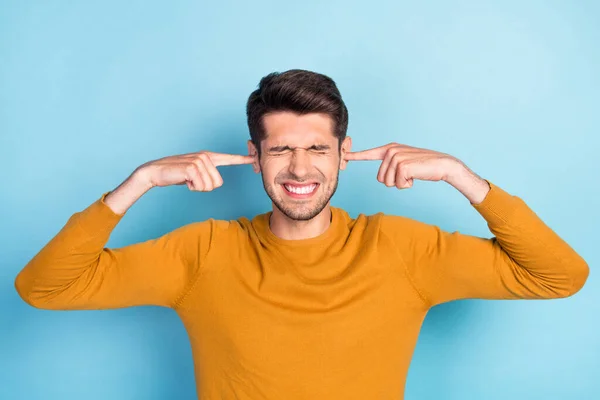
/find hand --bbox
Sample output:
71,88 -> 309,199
137,151 -> 255,192
344,142 -> 459,189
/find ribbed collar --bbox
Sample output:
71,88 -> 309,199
253,206 -> 343,249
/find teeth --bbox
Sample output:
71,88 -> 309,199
284,184 -> 317,194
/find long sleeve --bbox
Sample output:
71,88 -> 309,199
14,191 -> 229,310
383,180 -> 590,308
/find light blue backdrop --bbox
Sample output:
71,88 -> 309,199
1,1 -> 597,399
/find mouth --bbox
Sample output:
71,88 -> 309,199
281,182 -> 320,199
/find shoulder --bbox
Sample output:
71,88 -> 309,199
344,209 -> 441,245
336,207 -> 433,231
331,207 -> 436,241
174,210 -> 274,242
168,217 -> 242,246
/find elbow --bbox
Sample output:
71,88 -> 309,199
549,258 -> 590,299
15,276 -> 32,308
14,271 -> 48,309
14,271 -> 37,308
565,258 -> 590,297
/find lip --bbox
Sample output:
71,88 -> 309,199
281,182 -> 319,199
281,181 -> 319,186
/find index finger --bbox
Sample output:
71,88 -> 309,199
344,145 -> 390,161
209,152 -> 255,166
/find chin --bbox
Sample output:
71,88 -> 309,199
282,208 -> 322,221
277,197 -> 331,222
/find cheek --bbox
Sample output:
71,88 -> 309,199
260,159 -> 284,182
318,159 -> 340,175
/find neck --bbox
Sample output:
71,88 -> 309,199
269,204 -> 333,240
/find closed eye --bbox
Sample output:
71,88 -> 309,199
267,145 -> 331,156
269,150 -> 291,156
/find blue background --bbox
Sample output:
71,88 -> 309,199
1,1 -> 598,399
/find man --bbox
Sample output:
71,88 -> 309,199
15,69 -> 589,399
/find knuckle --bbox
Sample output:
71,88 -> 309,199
198,153 -> 210,162
192,160 -> 205,171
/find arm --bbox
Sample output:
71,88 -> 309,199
345,142 -> 589,307
384,178 -> 589,308
14,171 -> 228,310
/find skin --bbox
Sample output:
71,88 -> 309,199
247,111 -> 491,241
104,110 -> 490,241
247,111 -> 351,240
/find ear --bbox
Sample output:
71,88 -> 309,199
247,140 -> 261,173
339,136 -> 352,170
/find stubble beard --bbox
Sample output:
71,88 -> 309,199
262,170 -> 340,221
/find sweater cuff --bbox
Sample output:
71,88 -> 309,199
99,191 -> 126,218
71,191 -> 125,238
470,179 -> 521,225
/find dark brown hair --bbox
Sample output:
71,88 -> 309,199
246,69 -> 348,157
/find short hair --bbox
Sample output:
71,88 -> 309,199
246,69 -> 348,157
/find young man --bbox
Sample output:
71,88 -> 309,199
15,69 -> 589,399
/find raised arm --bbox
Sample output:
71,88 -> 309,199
346,142 -> 589,307
383,180 -> 589,307
14,150 -> 253,310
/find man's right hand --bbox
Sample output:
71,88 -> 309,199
104,151 -> 255,215
138,151 -> 255,192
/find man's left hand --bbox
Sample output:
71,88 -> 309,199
344,142 -> 490,204
344,142 -> 460,189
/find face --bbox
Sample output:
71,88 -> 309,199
248,111 -> 352,221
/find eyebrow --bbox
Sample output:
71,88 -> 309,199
267,144 -> 332,152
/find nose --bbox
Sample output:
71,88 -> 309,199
287,149 -> 311,178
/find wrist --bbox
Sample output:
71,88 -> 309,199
131,166 -> 155,191
444,160 -> 490,204
104,169 -> 154,216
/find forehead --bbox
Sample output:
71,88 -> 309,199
261,111 -> 335,146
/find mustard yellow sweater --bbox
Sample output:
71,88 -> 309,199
15,180 -> 589,399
